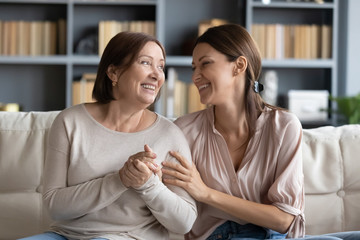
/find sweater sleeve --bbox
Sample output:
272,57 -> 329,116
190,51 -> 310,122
267,115 -> 305,238
133,122 -> 197,234
42,113 -> 129,221
134,174 -> 197,234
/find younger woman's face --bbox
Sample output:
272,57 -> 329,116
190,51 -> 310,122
191,43 -> 241,106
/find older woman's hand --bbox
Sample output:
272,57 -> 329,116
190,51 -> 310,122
161,151 -> 209,202
119,144 -> 161,188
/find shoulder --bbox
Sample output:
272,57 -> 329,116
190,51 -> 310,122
174,108 -> 209,132
156,114 -> 183,134
155,114 -> 192,157
56,104 -> 84,119
268,109 -> 303,142
263,108 -> 302,132
52,104 -> 87,128
275,109 -> 302,133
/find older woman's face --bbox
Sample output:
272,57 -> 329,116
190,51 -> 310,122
115,41 -> 165,107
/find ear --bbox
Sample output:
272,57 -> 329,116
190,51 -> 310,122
106,64 -> 118,81
234,56 -> 248,74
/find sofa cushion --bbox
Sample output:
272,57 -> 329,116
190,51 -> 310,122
302,125 -> 360,235
0,111 -> 59,239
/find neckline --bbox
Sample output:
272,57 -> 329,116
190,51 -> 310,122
80,103 -> 160,135
207,105 -> 270,134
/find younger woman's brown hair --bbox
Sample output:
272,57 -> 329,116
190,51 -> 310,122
195,24 -> 281,136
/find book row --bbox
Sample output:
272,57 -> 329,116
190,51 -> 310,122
98,20 -> 156,55
251,24 -> 332,59
0,19 -> 66,56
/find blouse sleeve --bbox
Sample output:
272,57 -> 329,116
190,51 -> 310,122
267,115 -> 305,238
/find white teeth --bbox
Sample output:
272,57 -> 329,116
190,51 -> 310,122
141,84 -> 155,90
198,84 -> 209,90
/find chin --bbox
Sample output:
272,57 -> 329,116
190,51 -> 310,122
200,96 -> 210,105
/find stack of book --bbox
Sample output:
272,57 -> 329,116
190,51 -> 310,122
251,24 -> 332,59
0,19 -> 66,56
98,20 -> 156,55
72,73 -> 96,106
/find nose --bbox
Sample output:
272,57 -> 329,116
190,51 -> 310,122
151,65 -> 164,82
192,69 -> 201,83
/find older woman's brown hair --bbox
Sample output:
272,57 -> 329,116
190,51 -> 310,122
92,31 -> 166,104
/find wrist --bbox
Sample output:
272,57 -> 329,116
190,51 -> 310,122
198,186 -> 212,203
118,169 -> 129,188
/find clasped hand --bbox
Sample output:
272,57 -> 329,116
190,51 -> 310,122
119,144 -> 162,188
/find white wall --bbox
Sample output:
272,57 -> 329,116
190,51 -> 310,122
339,0 -> 360,96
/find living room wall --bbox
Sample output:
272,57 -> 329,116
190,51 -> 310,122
339,0 -> 360,96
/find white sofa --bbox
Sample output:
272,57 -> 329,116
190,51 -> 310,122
0,111 -> 359,240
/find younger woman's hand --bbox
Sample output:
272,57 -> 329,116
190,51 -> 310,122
161,151 -> 209,202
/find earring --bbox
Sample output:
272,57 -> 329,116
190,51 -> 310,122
112,81 -> 117,87
253,81 -> 264,93
234,72 -> 238,76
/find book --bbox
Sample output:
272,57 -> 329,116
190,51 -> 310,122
188,83 -> 206,114
198,18 -> 228,36
166,67 -> 176,118
283,25 -> 294,58
98,20 -> 156,55
310,24 -> 321,59
58,19 -> 66,55
321,25 -> 332,59
43,21 -> 57,55
174,77 -> 188,118
275,24 -> 284,59
72,73 -> 96,105
265,24 -> 276,59
1,21 -> 10,55
30,21 -> 43,56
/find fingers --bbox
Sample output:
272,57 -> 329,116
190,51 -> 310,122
129,158 -> 151,173
143,160 -> 160,172
169,151 -> 191,168
120,159 -> 153,188
131,150 -> 156,160
161,166 -> 190,182
144,144 -> 154,154
128,145 -> 158,173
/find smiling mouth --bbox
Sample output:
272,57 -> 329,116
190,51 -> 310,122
141,84 -> 156,91
198,84 -> 210,91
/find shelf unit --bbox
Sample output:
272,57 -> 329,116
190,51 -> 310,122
246,0 -> 338,126
0,0 -> 339,126
0,0 -> 158,111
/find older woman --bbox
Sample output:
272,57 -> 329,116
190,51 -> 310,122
21,32 -> 196,240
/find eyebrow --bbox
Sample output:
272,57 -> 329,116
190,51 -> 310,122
138,55 -> 165,62
192,55 -> 210,65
